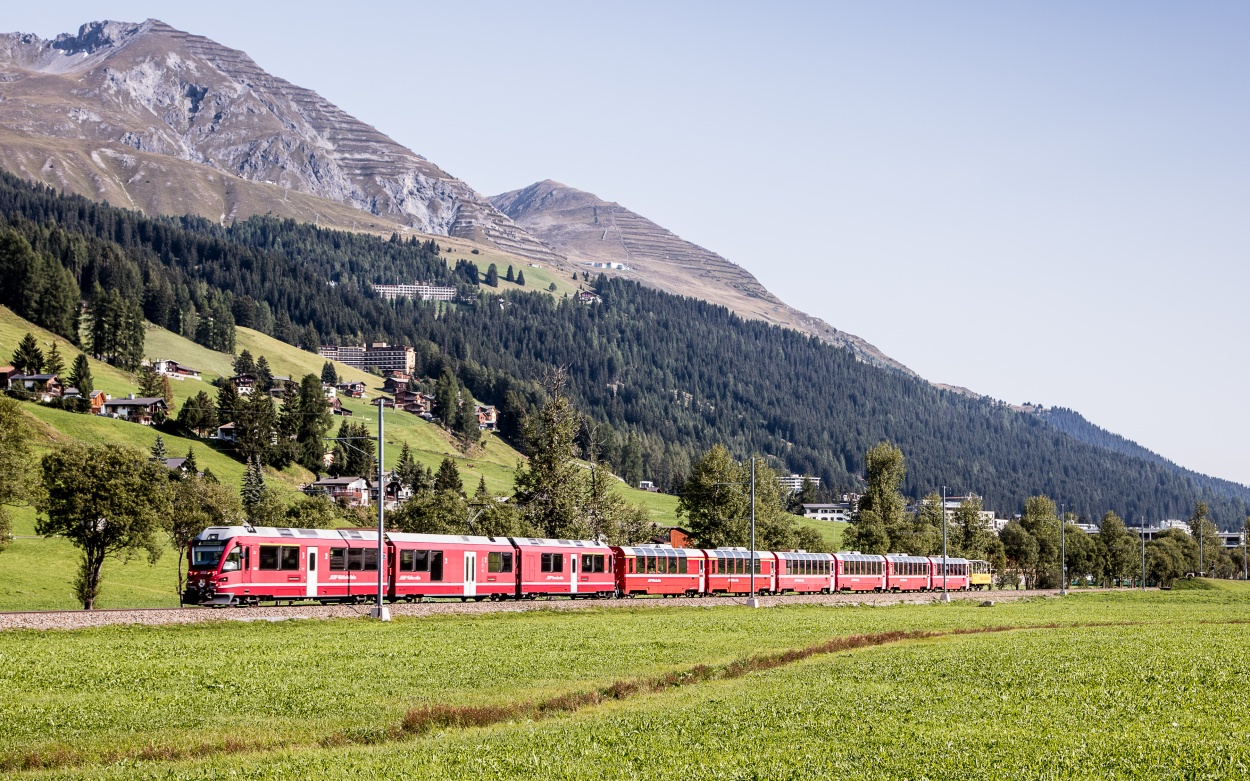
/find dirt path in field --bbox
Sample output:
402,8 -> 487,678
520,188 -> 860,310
0,588 -> 1088,631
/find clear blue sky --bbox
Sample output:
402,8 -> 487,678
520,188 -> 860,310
10,2 -> 1249,485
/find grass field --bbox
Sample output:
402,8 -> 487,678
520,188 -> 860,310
2,588 -> 1248,778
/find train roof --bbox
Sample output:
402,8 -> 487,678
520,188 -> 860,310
385,533 -> 509,546
194,526 -> 379,542
705,548 -> 776,559
885,554 -> 932,563
833,552 -> 886,561
776,551 -> 834,560
508,537 -> 611,550
926,556 -> 971,564
616,544 -> 703,557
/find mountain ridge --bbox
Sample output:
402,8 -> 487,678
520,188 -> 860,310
491,179 -> 911,374
0,19 -> 561,263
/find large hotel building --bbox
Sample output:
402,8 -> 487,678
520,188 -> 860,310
318,343 -> 416,374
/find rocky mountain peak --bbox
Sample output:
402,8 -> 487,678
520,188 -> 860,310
51,19 -> 156,56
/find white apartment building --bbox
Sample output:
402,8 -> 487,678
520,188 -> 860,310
372,282 -> 457,301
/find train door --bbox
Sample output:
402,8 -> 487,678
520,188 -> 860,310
570,554 -> 578,594
698,558 -> 705,593
464,551 -> 477,598
306,547 -> 318,598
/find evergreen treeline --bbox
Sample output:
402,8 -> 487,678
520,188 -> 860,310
1,171 -> 1245,526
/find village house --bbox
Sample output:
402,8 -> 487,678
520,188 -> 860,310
392,387 -> 434,416
216,422 -> 237,442
10,374 -> 63,402
382,373 -> 411,393
336,381 -> 367,399
0,365 -> 18,388
88,390 -> 109,415
802,503 -> 853,523
576,291 -> 602,304
476,404 -> 498,431
100,395 -> 168,425
229,374 -> 257,396
370,471 -> 413,511
151,359 -> 202,381
306,476 -> 371,508
322,383 -> 337,400
329,397 -> 352,416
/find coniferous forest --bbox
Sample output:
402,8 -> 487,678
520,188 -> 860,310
0,171 -> 1246,526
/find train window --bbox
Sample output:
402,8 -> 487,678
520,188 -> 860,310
330,548 -> 347,570
401,550 -> 415,571
347,548 -> 379,572
280,546 -> 300,571
489,551 -> 514,573
628,558 -> 635,574
581,554 -> 605,573
259,545 -> 280,570
607,555 -> 613,573
541,553 -> 564,573
221,548 -> 242,572
753,558 -> 761,575
410,550 -> 429,572
677,557 -> 687,574
192,543 -> 226,569
430,551 -> 443,581
657,556 -> 668,574
645,556 -> 655,574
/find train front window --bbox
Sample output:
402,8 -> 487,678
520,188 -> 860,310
221,548 -> 242,572
191,543 -> 225,569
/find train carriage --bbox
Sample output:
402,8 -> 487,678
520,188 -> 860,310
968,559 -> 995,590
613,544 -> 706,597
386,533 -> 515,601
885,554 -> 932,592
775,552 -> 834,594
704,548 -> 775,595
834,552 -> 887,592
510,537 -> 615,598
928,556 -> 971,591
185,526 -> 382,606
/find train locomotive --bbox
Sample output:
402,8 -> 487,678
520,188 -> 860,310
184,525 -> 978,606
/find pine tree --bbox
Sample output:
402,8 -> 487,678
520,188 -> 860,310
150,435 -> 168,460
241,457 -> 266,518
843,441 -> 906,555
255,355 -> 274,392
69,354 -> 93,397
11,333 -> 43,375
434,457 -> 464,496
455,399 -> 481,449
485,264 -> 499,287
233,350 -> 256,377
321,361 -> 338,386
161,375 -> 175,410
433,368 -> 459,428
183,446 -> 199,476
301,323 -> 320,353
516,270 -> 525,286
506,265 -> 515,283
43,342 -> 65,377
216,382 -> 241,425
137,366 -> 164,399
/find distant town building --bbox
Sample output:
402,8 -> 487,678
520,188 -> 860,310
802,503 -> 853,523
151,359 -> 202,380
586,261 -> 630,270
639,480 -> 659,493
576,291 -> 602,304
777,474 -> 821,494
319,343 -> 416,374
305,476 -> 372,508
372,282 -> 457,301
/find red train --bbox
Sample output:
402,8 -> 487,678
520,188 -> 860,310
184,526 -> 972,606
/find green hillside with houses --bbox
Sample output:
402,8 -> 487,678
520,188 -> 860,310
0,305 -> 703,610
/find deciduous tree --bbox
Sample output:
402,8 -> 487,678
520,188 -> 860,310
37,443 -> 171,609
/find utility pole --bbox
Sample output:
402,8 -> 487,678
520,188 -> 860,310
1140,516 -> 1146,591
747,457 -> 759,609
1199,516 -> 1204,577
1060,503 -> 1067,596
1243,519 -> 1248,581
941,486 -> 950,603
371,397 -> 389,621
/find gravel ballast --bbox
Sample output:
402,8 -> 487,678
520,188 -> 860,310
0,589 -> 1071,632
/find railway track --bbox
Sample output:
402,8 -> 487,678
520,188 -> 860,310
0,589 -> 1077,631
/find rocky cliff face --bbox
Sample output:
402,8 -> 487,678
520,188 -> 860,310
0,20 -> 559,261
492,180 -> 912,374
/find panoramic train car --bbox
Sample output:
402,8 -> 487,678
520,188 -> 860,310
834,553 -> 887,592
885,554 -> 932,592
969,559 -> 995,590
928,556 -> 971,591
511,537 -> 615,598
704,548 -> 775,595
185,526 -> 382,606
386,533 -> 515,601
774,551 -> 834,594
612,544 -> 706,596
